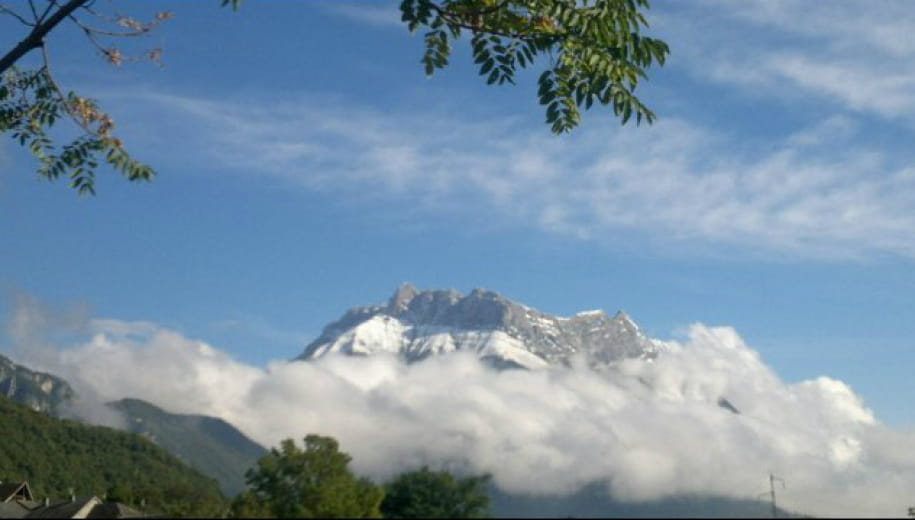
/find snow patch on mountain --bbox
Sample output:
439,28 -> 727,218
310,315 -> 408,357
298,284 -> 662,369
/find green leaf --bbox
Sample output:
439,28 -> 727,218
220,0 -> 244,11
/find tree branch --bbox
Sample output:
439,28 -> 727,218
68,14 -> 155,38
0,0 -> 90,75
0,3 -> 34,26
424,1 -> 546,40
36,0 -> 59,26
29,0 -> 60,25
38,41 -> 95,137
27,0 -> 39,21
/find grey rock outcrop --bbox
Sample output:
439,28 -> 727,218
0,354 -> 74,414
297,283 -> 660,369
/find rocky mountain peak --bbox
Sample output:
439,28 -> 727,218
298,284 -> 662,369
613,310 -> 635,323
387,282 -> 419,312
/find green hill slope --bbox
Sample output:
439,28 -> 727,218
0,353 -> 265,497
110,398 -> 266,496
0,394 -> 227,517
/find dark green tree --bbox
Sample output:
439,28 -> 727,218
229,491 -> 273,518
233,434 -> 384,519
381,466 -> 491,518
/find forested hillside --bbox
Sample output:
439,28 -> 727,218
111,397 -> 266,496
0,395 -> 227,517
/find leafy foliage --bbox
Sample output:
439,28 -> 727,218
400,0 -> 669,132
381,466 -> 491,518
232,434 -> 384,518
229,490 -> 275,518
0,68 -> 153,195
0,395 -> 227,517
0,0 -> 166,195
221,0 -> 245,11
3,0 -> 668,195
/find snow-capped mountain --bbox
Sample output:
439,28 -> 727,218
296,283 -> 662,369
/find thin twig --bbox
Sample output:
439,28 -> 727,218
77,1 -> 107,23
26,0 -> 39,21
39,40 -> 99,137
37,0 -> 58,24
0,4 -> 34,26
67,14 -> 154,38
75,21 -> 110,56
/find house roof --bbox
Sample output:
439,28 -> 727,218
86,502 -> 146,519
0,482 -> 147,519
0,483 -> 33,503
25,497 -> 101,519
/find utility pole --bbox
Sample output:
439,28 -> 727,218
768,473 -> 785,518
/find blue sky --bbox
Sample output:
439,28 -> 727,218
2,0 -> 915,427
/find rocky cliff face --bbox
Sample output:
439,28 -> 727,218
0,354 -> 75,414
297,284 -> 661,369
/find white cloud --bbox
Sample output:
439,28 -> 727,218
7,298 -> 915,517
666,1 -> 915,120
318,2 -> 403,29
105,90 -> 915,260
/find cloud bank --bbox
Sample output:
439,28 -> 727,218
6,297 -> 915,517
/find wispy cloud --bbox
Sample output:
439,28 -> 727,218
666,2 -> 915,120
6,296 -> 915,517
106,89 -> 915,261
318,2 -> 403,29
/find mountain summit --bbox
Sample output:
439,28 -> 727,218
296,284 -> 661,369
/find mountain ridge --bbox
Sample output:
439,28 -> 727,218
0,353 -> 264,496
297,283 -> 661,369
110,398 -> 266,496
0,393 -> 227,516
